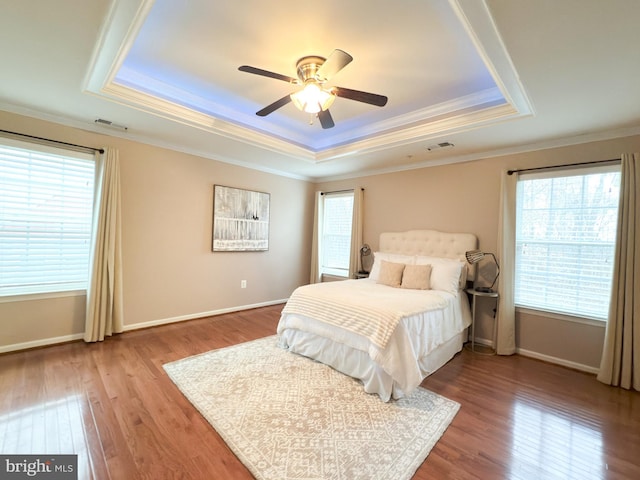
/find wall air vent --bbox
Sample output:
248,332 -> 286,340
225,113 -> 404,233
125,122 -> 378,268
426,142 -> 454,151
94,118 -> 128,131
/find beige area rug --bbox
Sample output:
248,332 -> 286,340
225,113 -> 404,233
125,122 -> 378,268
163,336 -> 459,480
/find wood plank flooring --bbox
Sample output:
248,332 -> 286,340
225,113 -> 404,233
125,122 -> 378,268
1,304 -> 638,479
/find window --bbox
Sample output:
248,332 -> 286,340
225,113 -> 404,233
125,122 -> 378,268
320,191 -> 354,277
515,165 -> 621,320
0,139 -> 95,297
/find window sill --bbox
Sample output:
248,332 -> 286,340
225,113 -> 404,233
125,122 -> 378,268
321,273 -> 349,282
0,290 -> 86,304
515,306 -> 606,328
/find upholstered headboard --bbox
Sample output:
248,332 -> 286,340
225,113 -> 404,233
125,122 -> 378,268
379,229 -> 478,278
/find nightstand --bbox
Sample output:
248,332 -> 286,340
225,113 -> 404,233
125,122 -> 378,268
355,271 -> 369,279
465,288 -> 499,354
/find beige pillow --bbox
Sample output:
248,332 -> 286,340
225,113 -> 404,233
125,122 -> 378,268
401,264 -> 432,290
369,252 -> 414,281
376,260 -> 405,288
415,256 -> 465,293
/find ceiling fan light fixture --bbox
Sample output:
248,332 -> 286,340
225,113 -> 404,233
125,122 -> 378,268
290,83 -> 335,114
239,49 -> 386,128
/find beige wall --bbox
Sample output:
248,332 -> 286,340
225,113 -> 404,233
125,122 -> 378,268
317,134 -> 640,371
0,111 -> 315,351
3,107 -> 639,372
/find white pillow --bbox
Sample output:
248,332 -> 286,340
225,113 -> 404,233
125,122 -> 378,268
415,255 -> 465,293
369,252 -> 415,281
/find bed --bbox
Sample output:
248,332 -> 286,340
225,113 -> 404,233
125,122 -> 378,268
277,229 -> 478,401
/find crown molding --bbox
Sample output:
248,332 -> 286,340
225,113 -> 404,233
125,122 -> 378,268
97,81 -> 318,163
0,100 -> 314,181
451,0 -> 534,117
100,73 -> 521,165
3,98 -> 637,185
317,125 -> 640,182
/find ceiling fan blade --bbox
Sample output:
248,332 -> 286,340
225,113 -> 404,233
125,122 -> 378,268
333,86 -> 388,107
316,49 -> 353,81
239,65 -> 297,84
256,95 -> 292,116
318,109 -> 335,129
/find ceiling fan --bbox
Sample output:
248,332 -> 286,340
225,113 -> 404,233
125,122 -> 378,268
238,49 -> 387,129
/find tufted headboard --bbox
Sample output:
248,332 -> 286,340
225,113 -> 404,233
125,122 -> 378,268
379,229 -> 478,278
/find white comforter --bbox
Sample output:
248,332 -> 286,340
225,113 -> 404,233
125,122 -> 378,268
277,279 -> 471,400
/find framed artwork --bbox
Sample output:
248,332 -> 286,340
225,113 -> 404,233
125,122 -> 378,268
212,185 -> 270,252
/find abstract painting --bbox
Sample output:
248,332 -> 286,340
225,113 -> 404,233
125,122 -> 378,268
212,185 -> 270,251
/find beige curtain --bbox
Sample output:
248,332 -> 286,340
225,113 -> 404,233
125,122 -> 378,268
496,170 -> 517,355
84,147 -> 124,342
349,188 -> 364,278
309,191 -> 323,284
598,153 -> 639,390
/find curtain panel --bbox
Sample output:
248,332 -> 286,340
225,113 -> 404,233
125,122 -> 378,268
598,152 -> 639,390
349,188 -> 364,278
309,191 -> 323,284
84,147 -> 124,342
496,170 -> 517,355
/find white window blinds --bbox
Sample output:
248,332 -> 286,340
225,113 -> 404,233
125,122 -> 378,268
320,191 -> 354,277
514,165 -> 621,320
0,140 -> 95,297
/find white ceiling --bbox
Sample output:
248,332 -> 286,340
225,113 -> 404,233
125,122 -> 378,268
1,0 -> 639,181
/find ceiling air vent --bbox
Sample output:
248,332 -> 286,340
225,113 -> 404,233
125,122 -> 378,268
426,142 -> 454,151
94,118 -> 128,131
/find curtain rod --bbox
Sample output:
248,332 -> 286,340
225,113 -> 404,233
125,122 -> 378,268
321,188 -> 364,195
507,158 -> 620,175
0,129 -> 104,154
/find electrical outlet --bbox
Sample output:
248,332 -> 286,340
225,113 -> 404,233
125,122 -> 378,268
241,280 -> 247,289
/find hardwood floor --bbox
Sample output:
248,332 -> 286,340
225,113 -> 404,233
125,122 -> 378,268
1,304 -> 638,479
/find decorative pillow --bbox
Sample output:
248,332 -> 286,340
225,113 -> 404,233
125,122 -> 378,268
369,252 -> 415,281
401,264 -> 432,290
376,260 -> 406,288
415,256 -> 465,293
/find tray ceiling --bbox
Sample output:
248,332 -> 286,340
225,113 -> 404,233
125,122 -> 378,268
1,0 -> 639,180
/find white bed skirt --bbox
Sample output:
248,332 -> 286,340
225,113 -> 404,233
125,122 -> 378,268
278,327 -> 465,401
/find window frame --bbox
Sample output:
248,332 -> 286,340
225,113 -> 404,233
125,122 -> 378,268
0,137 -> 95,299
513,163 -> 621,322
319,190 -> 354,279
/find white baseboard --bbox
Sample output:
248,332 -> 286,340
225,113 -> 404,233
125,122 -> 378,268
516,347 -> 599,375
0,333 -> 84,354
470,335 -> 493,348
123,299 -> 287,332
0,299 -> 287,354
3,303 -> 601,377
469,334 -> 599,375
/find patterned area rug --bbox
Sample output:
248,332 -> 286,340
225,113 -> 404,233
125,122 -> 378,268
163,336 -> 459,480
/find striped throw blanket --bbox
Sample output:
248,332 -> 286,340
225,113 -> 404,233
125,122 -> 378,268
282,279 -> 448,349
